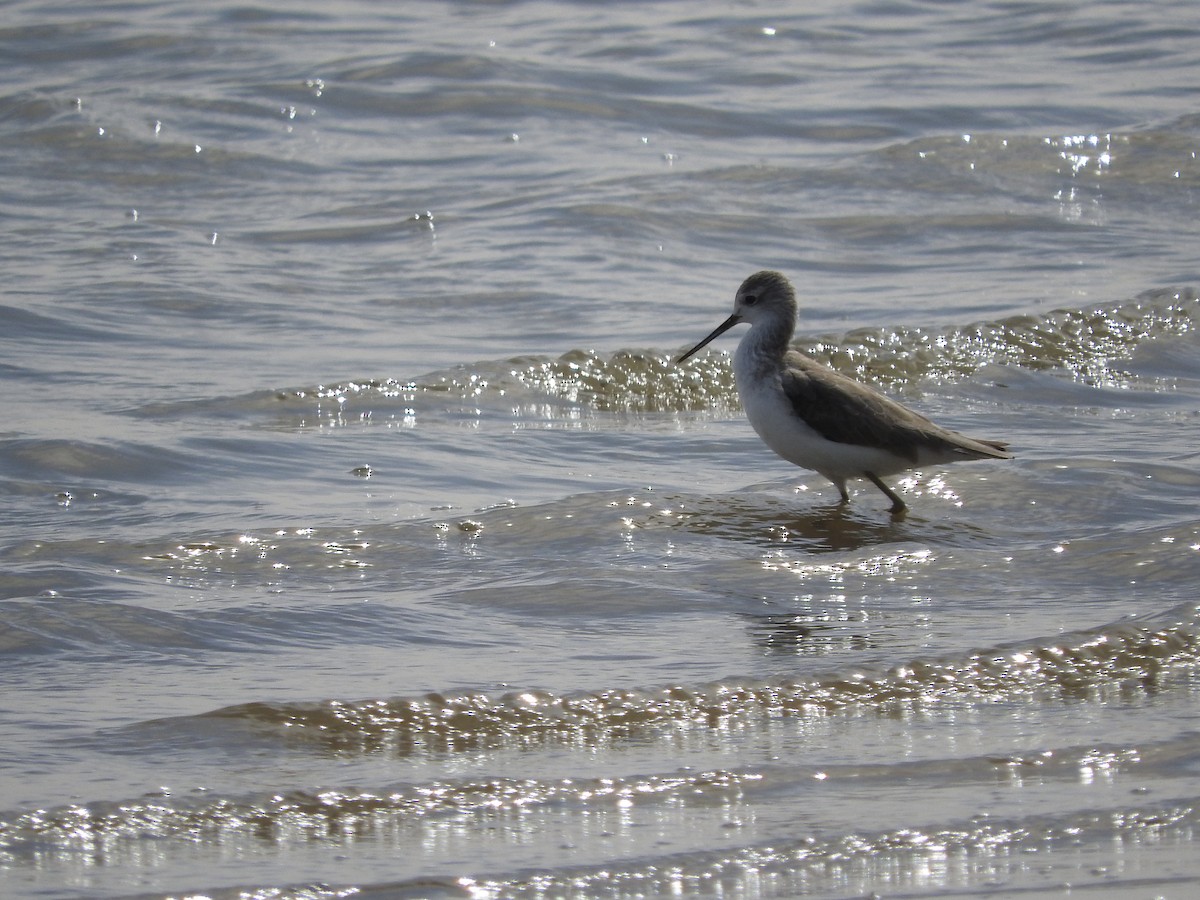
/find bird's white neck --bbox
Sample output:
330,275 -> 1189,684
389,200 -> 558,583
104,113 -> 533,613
733,318 -> 792,385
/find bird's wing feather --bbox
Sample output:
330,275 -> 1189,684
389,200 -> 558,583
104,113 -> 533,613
779,352 -> 1012,461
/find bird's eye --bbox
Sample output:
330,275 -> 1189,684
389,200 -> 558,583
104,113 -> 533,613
743,294 -> 759,306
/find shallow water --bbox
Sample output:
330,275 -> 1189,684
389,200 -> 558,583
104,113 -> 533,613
2,1 -> 1200,898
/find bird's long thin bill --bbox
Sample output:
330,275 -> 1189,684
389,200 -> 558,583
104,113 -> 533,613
675,314 -> 740,363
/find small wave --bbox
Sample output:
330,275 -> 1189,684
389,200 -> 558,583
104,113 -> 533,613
0,590 -> 484,656
0,597 -> 258,656
0,303 -> 123,344
0,437 -> 196,482
118,288 -> 1197,431
181,601 -> 1200,757
299,288 -> 1200,419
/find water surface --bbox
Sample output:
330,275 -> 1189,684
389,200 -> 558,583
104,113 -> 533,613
2,1 -> 1200,897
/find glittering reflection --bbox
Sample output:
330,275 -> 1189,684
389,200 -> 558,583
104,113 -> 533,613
5,726 -> 1198,899
1053,132 -> 1114,176
137,794 -> 1194,899
0,770 -> 759,868
458,799 -> 1200,899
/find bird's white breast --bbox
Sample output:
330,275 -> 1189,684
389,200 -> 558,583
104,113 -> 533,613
733,342 -> 908,481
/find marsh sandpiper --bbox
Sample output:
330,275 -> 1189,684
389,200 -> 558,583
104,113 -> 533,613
677,271 -> 1012,514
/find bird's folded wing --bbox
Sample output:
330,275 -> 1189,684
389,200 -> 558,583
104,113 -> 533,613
780,353 -> 1008,461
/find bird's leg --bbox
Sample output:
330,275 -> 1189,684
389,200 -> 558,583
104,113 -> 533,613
865,471 -> 907,514
833,480 -> 850,504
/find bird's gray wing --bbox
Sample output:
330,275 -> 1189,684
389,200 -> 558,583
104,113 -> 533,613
779,352 -> 1010,461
